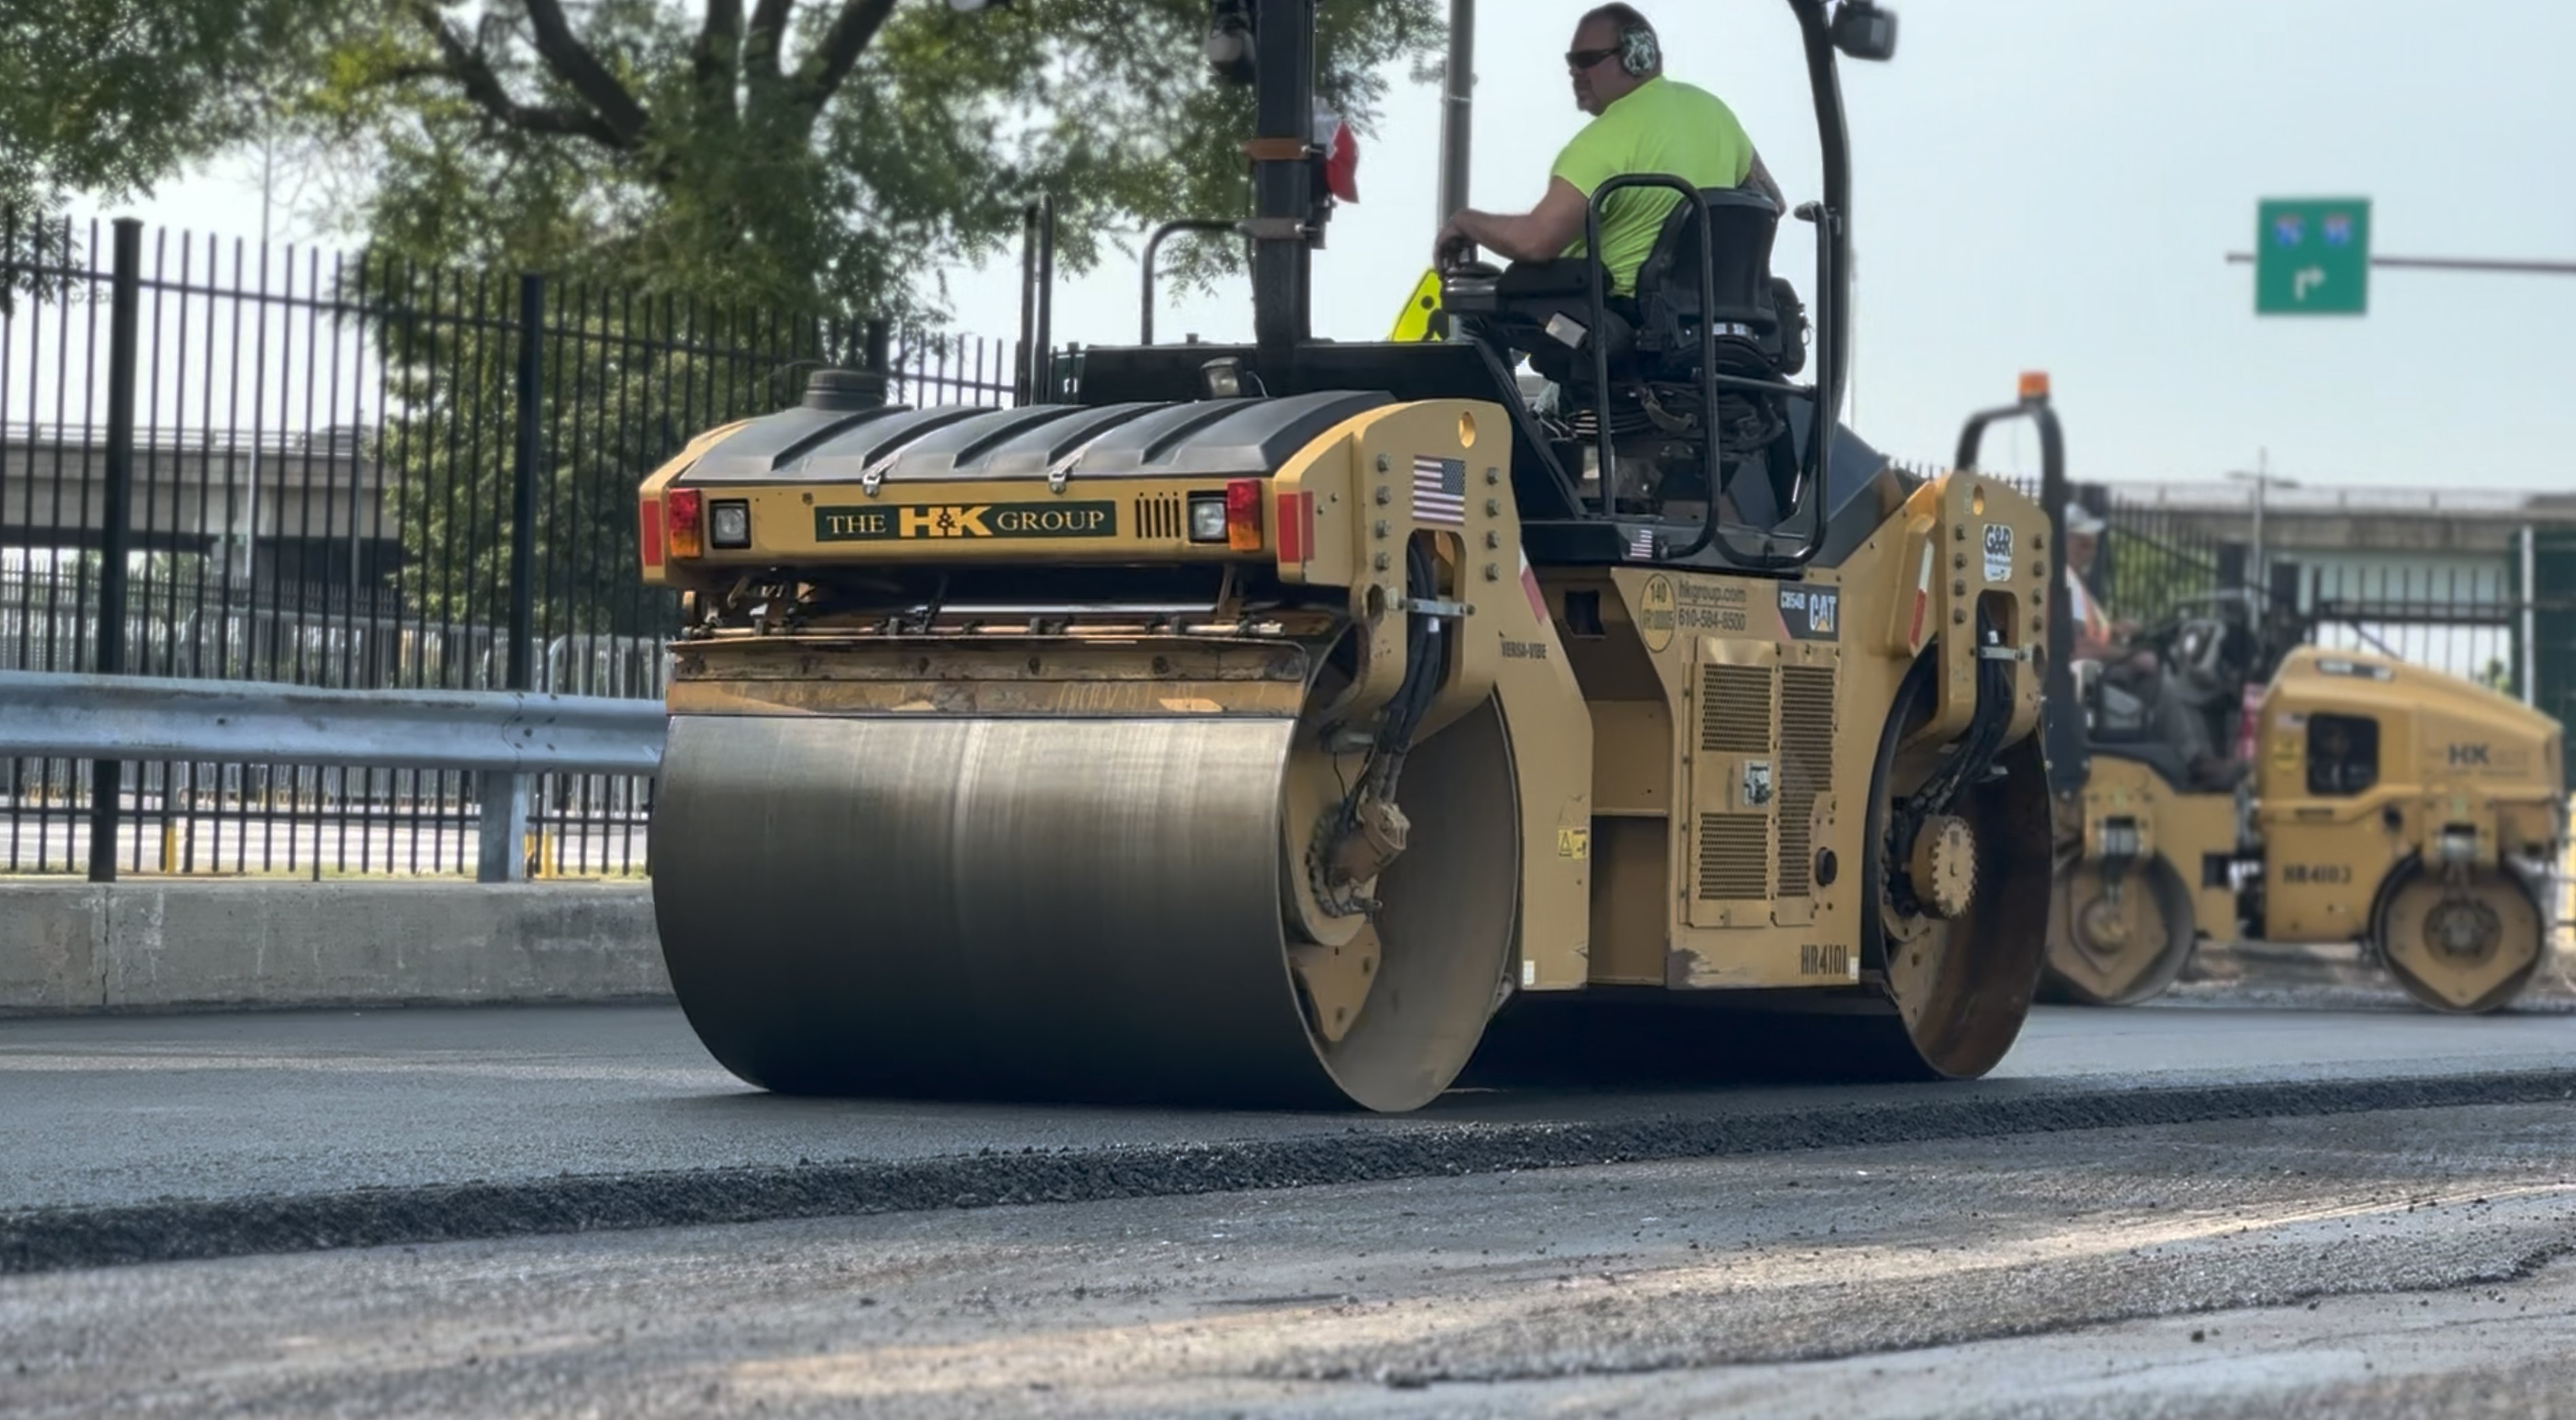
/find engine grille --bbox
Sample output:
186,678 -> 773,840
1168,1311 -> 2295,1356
1696,813 -> 1770,901
1700,663 -> 1772,755
1775,665 -> 1838,897
1134,492 -> 1184,541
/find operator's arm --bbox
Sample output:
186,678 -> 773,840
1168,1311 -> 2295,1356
1745,148 -> 1786,212
2069,570 -> 2120,661
1439,178 -> 1591,264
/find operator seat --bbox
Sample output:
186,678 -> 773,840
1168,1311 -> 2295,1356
1441,186 -> 1807,404
1627,187 -> 1807,386
2080,660 -> 2199,792
1441,186 -> 1814,528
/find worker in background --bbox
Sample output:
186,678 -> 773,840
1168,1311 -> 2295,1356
1433,4 -> 1783,285
2066,506 -> 2246,791
2064,506 -> 2128,659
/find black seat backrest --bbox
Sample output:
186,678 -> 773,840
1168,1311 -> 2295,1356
1634,187 -> 1780,331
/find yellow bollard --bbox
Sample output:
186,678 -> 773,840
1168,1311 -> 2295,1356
524,828 -> 556,879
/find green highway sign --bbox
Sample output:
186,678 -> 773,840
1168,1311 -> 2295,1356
2256,198 -> 2371,315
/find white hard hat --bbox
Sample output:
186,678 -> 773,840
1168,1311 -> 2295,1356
2064,506 -> 2106,536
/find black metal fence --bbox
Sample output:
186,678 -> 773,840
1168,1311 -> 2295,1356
1,214 -> 1020,878
2074,485 -> 2230,632
13,213 -> 2567,879
2078,482 -> 2566,696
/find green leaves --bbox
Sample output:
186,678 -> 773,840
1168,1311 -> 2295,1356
312,0 -> 1437,327
1,0 -> 338,207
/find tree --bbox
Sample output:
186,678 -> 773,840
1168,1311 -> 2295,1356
301,1 -> 1438,640
1,0 -> 341,286
310,0 -> 1439,326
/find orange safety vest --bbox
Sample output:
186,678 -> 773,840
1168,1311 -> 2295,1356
2066,568 -> 2112,651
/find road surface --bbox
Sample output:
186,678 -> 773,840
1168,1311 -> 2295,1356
8,1093 -> 2575,1417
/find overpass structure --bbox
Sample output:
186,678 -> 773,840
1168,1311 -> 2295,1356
2091,479 -> 2576,560
0,424 -> 390,591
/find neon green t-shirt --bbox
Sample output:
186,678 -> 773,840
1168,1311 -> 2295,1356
1549,75 -> 1755,295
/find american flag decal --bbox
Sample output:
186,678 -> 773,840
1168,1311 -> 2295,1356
1411,455 -> 1466,526
1628,527 -> 1656,560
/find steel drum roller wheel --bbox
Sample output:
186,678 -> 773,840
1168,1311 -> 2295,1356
1855,653 -> 2050,1079
2372,857 -> 2547,1016
2041,854 -> 2197,1007
649,698 -> 1519,1111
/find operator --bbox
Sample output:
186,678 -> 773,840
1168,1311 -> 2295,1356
1432,4 -> 1787,517
1432,4 -> 1783,289
2066,507 -> 2246,791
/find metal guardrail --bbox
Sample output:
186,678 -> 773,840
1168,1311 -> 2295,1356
0,670 -> 664,772
0,670 -> 665,882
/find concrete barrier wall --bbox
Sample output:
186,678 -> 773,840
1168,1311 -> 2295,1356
0,881 -> 669,1014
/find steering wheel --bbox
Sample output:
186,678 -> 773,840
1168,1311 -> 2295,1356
2167,615 -> 2235,704
1437,235 -> 1500,283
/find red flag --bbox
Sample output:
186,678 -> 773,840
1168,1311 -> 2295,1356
1313,111 -> 1359,204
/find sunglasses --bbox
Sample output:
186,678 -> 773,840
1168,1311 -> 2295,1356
1565,46 -> 1621,69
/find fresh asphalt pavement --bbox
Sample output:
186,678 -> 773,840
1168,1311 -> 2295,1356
3,1000 -> 2574,1217
9,1095 -> 2576,1417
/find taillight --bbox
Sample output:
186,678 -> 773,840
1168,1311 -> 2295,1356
1224,478 -> 1264,552
638,496 -> 665,568
666,488 -> 704,559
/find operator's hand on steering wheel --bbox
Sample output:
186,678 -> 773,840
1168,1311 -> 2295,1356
1434,222 -> 1475,272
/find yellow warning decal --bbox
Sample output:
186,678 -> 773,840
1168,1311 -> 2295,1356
1556,826 -> 1592,860
1388,269 -> 1445,343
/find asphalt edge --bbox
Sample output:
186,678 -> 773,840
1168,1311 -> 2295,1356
8,1067 -> 2574,1276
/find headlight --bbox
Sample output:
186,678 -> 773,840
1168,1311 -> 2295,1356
710,500 -> 751,549
1187,493 -> 1229,543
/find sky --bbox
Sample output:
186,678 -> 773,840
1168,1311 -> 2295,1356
116,0 -> 2576,491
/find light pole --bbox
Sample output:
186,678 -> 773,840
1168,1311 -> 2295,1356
2227,451 -> 2299,599
1437,0 -> 1475,229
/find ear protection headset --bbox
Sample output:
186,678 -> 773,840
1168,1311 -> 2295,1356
1616,17 -> 1661,76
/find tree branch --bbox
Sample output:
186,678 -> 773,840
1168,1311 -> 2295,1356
406,0 -> 627,148
519,0 -> 653,145
745,0 -> 795,83
695,0 -> 744,120
795,0 -> 897,115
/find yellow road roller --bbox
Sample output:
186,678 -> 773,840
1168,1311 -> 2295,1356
634,0 -> 2069,1109
2044,593 -> 2566,1013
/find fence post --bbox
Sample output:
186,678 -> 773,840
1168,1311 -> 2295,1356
2216,542 -> 2248,593
479,273 -> 543,884
86,218 -> 143,884
2535,529 -> 2576,791
2518,524 -> 2537,707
